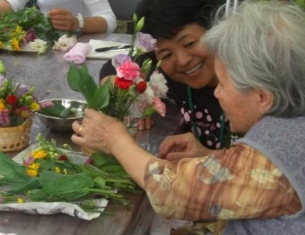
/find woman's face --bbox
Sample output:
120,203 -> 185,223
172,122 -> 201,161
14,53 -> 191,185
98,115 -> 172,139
155,24 -> 217,89
214,57 -> 268,134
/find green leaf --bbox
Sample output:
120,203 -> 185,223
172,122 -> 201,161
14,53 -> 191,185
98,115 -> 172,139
0,152 -> 40,193
67,63 -> 98,103
31,172 -> 94,201
88,79 -> 111,109
92,152 -> 119,167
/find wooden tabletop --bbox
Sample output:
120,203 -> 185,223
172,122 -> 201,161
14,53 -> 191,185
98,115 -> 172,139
0,33 -> 180,235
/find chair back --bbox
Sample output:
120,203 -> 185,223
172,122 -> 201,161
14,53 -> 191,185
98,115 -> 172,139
109,0 -> 142,21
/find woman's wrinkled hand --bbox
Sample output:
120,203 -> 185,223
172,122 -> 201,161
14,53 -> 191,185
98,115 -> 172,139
48,7 -> 78,31
71,109 -> 133,155
158,133 -> 214,160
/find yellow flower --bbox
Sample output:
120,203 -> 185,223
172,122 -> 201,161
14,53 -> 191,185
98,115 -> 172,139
26,169 -> 38,177
11,38 -> 20,51
55,167 -> 60,173
26,162 -> 40,177
17,198 -> 24,204
63,169 -> 68,174
32,149 -> 47,159
0,99 -> 6,110
31,102 -> 40,111
0,41 -> 3,49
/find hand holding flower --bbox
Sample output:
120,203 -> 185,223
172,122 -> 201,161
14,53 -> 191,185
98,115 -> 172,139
48,7 -> 78,32
71,109 -> 136,155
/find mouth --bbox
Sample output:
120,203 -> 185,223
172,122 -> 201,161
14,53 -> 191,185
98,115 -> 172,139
184,63 -> 203,76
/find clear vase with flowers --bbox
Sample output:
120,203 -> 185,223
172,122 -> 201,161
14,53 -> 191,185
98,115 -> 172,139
0,60 -> 40,152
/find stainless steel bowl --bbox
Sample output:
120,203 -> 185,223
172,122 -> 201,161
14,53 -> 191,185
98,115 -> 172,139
36,99 -> 87,133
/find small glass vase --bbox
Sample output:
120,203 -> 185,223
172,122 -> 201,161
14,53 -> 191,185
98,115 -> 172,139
0,118 -> 32,152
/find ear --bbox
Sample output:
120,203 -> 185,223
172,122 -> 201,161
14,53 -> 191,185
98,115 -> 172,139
257,89 -> 274,114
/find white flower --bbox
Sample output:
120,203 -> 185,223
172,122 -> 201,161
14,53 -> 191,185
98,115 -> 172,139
26,39 -> 48,54
53,34 -> 77,52
149,71 -> 168,98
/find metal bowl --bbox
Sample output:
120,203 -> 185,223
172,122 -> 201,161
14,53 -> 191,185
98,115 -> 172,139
36,99 -> 87,133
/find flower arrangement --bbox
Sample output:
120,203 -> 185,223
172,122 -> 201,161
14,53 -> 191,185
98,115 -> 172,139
0,6 -> 62,54
0,134 -> 137,209
67,14 -> 168,122
0,60 -> 40,127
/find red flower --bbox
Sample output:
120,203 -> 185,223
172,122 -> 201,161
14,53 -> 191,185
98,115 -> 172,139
6,95 -> 18,105
59,155 -> 68,161
86,157 -> 93,165
136,81 -> 147,93
115,77 -> 133,90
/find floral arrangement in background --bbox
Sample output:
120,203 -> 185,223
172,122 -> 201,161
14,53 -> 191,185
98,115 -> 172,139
68,14 -> 168,122
0,134 -> 137,209
0,60 -> 40,127
0,7 -> 72,54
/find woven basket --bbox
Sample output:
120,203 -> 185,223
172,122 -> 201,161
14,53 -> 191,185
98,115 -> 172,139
0,118 -> 32,152
81,126 -> 138,157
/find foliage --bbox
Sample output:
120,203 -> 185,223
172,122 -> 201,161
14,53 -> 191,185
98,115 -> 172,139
0,134 -> 138,209
0,6 -> 62,54
0,60 -> 40,127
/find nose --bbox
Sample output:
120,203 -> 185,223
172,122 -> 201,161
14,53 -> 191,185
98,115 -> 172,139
175,50 -> 192,66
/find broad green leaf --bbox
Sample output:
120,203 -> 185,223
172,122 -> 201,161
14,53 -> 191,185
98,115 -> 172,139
67,63 -> 98,103
87,79 -> 111,109
0,152 -> 40,192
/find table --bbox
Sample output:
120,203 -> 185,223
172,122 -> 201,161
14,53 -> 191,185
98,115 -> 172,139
0,33 -> 180,235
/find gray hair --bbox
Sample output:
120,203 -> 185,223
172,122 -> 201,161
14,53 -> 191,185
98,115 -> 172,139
202,0 -> 305,117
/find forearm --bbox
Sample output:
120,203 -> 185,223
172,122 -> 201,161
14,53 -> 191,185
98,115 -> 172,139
82,16 -> 109,33
111,135 -> 154,188
0,0 -> 13,15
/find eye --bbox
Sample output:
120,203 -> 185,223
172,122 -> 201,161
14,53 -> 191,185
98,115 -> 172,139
184,41 -> 196,49
157,52 -> 172,61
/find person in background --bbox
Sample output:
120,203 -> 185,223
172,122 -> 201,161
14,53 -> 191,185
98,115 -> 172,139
72,0 -> 305,234
0,0 -> 117,34
99,0 -> 233,150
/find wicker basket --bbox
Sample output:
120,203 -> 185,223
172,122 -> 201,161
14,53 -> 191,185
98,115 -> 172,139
81,125 -> 138,157
0,118 -> 32,152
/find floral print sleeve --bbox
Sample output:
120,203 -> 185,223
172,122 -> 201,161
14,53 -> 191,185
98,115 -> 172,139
144,143 -> 301,221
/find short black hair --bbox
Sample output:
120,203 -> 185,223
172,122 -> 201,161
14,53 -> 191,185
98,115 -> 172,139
135,0 -> 222,39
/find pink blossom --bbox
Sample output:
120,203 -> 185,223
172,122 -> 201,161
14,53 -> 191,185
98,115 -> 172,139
40,100 -> 54,108
24,155 -> 35,166
153,97 -> 166,117
116,60 -> 140,81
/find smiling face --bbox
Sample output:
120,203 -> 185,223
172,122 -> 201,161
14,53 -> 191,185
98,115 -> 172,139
155,24 -> 217,89
213,57 -> 273,134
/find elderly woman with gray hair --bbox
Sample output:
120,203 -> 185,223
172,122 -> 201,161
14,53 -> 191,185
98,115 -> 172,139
72,0 -> 305,234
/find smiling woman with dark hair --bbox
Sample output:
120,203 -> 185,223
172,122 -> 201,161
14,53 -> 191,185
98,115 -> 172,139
99,0 -> 233,150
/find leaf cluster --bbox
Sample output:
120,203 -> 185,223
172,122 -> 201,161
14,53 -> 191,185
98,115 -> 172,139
0,6 -> 61,42
0,135 -> 139,209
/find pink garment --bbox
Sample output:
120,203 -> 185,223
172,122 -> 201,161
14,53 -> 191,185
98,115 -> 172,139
63,43 -> 92,64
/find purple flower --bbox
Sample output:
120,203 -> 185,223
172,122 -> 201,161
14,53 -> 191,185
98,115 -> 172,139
134,32 -> 157,53
15,83 -> 30,97
0,74 -> 6,86
112,54 -> 132,69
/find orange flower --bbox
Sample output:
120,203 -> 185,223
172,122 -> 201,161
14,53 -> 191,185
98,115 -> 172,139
11,38 -> 21,51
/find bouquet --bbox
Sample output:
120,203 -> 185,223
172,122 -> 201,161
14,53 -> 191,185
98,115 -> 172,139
0,6 -> 62,54
67,14 -> 168,123
0,60 -> 40,127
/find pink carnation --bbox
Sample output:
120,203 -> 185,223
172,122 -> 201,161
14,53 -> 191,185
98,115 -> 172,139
116,60 -> 140,81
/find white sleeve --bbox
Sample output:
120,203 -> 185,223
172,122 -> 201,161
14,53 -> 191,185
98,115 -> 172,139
5,0 -> 27,12
83,0 -> 117,34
